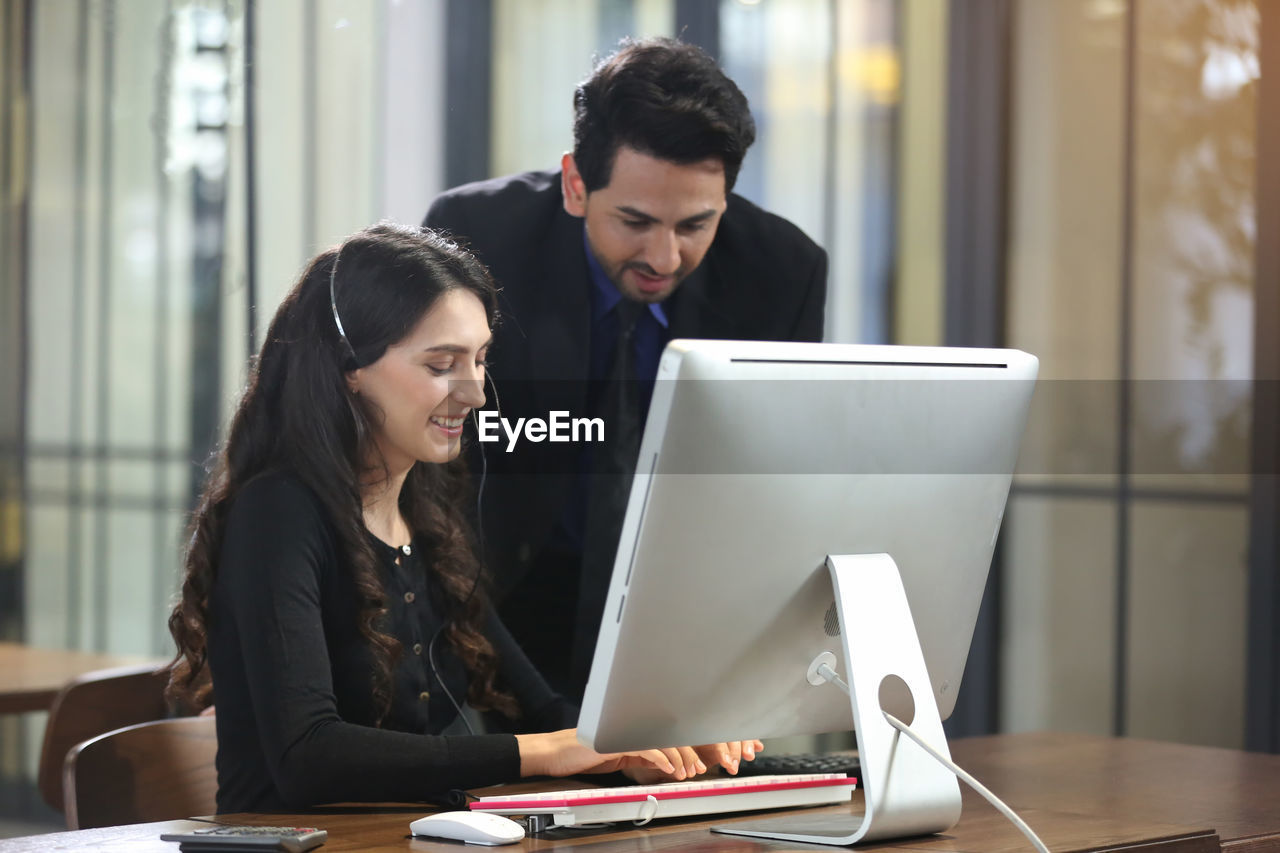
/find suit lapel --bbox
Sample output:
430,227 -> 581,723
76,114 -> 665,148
668,247 -> 741,340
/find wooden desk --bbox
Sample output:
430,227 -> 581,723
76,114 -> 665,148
3,733 -> 1278,852
947,731 -> 1280,851
0,642 -> 163,714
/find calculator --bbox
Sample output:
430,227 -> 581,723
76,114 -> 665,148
159,824 -> 327,852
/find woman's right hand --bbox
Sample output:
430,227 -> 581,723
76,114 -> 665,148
516,729 -> 695,779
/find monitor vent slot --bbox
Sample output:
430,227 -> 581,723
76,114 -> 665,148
823,601 -> 841,637
730,358 -> 1008,369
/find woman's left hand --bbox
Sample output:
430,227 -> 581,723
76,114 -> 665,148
621,740 -> 764,784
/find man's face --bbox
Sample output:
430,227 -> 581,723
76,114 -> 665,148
562,147 -> 728,304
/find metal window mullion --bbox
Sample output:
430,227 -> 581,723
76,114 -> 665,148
152,0 -> 176,655
91,0 -> 118,653
821,0 -> 838,324
303,0 -> 317,254
63,0 -> 94,649
443,0 -> 492,188
1246,0 -> 1280,755
1,0 -> 35,640
244,0 -> 258,358
941,0 -> 1013,737
1113,0 -> 1140,739
674,0 -> 719,60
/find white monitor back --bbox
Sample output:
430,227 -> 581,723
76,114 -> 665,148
579,340 -> 1038,752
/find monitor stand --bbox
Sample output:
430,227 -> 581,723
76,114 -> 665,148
713,553 -> 963,846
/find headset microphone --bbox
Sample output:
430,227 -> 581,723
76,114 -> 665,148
428,371 -> 502,735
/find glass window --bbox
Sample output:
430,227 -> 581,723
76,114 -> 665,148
1003,0 -> 1257,747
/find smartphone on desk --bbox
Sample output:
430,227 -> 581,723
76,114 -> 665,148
159,824 -> 327,852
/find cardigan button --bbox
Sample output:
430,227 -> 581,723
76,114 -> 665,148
419,691 -> 431,702
412,643 -> 423,656
404,591 -> 415,603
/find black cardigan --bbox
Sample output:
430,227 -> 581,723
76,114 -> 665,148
207,470 -> 575,812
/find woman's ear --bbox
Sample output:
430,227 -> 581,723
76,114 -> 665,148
345,369 -> 361,395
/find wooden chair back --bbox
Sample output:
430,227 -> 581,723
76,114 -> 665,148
62,715 -> 218,830
38,662 -> 170,813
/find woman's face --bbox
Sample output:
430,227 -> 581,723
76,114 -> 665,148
348,288 -> 490,472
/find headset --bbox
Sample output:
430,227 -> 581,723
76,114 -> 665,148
330,238 -> 499,735
426,374 -> 500,736
329,242 -> 364,368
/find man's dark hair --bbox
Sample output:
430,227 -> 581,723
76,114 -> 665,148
572,37 -> 756,193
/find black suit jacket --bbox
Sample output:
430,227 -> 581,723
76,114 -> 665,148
425,169 -> 826,689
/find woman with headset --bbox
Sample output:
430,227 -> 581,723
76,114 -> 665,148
166,223 -> 758,813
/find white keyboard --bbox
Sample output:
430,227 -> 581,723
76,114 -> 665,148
470,773 -> 856,827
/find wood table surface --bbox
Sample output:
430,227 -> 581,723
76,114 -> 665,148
948,731 -> 1280,851
0,642 -> 164,714
2,732 -> 1277,852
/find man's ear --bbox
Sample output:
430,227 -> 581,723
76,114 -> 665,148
561,152 -> 588,217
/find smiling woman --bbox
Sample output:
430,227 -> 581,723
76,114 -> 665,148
344,288 -> 491,470
162,222 -> 760,814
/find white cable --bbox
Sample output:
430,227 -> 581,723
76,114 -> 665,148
427,633 -> 476,736
632,795 -> 659,826
881,711 -> 1050,853
817,664 -> 849,694
426,378 -> 497,738
814,663 -> 1049,853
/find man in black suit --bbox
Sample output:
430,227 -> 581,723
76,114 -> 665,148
425,38 -> 826,702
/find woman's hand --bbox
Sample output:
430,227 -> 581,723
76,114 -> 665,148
703,739 -> 764,775
515,731 -> 764,783
622,740 -> 765,784
516,729 -> 688,778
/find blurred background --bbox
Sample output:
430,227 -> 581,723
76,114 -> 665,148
0,0 -> 1277,834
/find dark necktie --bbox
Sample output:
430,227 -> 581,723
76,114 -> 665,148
573,300 -> 645,696
599,299 -> 643,473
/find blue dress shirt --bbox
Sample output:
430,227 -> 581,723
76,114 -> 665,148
583,228 -> 670,389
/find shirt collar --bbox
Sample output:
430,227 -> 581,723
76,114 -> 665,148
583,225 -> 669,328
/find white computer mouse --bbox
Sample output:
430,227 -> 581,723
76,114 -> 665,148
409,810 -> 525,846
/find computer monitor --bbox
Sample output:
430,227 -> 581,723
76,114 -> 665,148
576,340 -> 1038,844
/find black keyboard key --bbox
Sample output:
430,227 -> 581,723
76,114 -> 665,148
736,752 -> 860,778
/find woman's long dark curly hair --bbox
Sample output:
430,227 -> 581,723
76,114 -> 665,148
167,222 -> 519,721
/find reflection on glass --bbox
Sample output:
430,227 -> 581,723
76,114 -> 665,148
491,0 -> 675,177
1131,0 -> 1256,488
721,0 -> 898,343
1127,502 -> 1246,747
1003,0 -> 1256,746
1000,496 -> 1116,736
1007,0 -> 1126,483
24,0 -> 231,656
